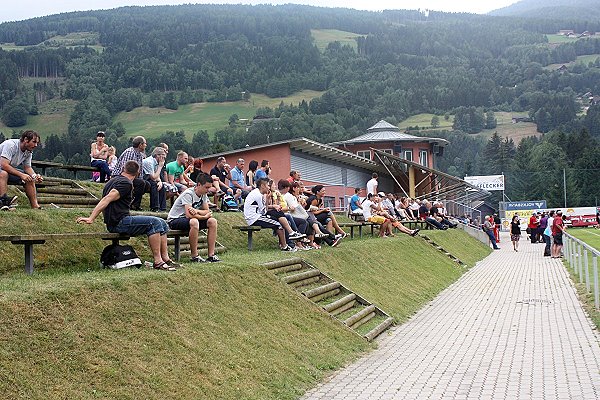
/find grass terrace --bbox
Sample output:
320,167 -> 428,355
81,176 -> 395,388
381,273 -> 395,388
0,195 -> 491,399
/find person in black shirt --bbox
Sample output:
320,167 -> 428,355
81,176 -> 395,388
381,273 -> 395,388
77,160 -> 179,271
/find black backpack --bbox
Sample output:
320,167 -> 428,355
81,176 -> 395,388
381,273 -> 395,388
100,244 -> 143,269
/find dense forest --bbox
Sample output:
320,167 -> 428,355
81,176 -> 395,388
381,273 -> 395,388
0,3 -> 599,207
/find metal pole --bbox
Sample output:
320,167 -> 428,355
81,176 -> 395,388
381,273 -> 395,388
578,244 -> 583,283
584,249 -> 590,292
563,168 -> 567,208
593,256 -> 599,310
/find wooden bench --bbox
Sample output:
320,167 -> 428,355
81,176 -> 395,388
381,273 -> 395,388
400,220 -> 434,230
31,160 -> 100,180
232,225 -> 262,251
0,230 -> 187,274
337,222 -> 376,238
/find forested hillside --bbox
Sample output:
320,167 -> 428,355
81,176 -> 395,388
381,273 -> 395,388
0,4 -> 599,206
490,0 -> 600,20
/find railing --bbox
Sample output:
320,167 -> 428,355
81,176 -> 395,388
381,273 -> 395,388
563,232 -> 600,311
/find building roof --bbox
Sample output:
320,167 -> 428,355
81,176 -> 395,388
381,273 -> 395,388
330,120 -> 449,146
200,137 -> 385,172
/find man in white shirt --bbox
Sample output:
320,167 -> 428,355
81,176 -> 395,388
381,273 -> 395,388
366,172 -> 378,195
244,177 -> 302,251
0,130 -> 43,209
167,173 -> 221,263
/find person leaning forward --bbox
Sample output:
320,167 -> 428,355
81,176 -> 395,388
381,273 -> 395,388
77,160 -> 180,271
0,130 -> 43,209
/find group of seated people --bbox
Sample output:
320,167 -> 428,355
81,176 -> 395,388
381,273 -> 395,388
349,188 -> 458,233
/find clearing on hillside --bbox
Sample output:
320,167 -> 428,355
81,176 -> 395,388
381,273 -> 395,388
546,54 -> 600,70
114,90 -> 324,140
311,29 -> 363,52
398,112 -> 539,143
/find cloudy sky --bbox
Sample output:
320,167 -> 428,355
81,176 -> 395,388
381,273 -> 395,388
1,1 -> 519,23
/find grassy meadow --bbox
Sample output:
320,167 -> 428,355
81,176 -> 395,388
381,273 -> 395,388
546,53 -> 600,70
113,90 -> 324,140
564,227 -> 600,330
0,201 -> 491,399
310,29 -> 363,52
398,112 -> 538,143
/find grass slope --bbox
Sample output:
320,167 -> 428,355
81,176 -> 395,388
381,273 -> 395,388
310,29 -> 363,52
113,90 -> 324,140
0,207 -> 491,399
398,112 -> 538,143
564,227 -> 600,330
546,54 -> 600,70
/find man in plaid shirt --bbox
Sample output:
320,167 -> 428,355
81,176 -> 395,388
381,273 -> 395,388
113,136 -> 150,210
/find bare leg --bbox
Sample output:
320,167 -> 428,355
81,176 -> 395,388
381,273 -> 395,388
330,214 -> 346,235
148,233 -> 164,264
0,170 -> 8,196
23,181 -> 40,208
276,228 -> 286,247
189,218 -> 200,258
207,217 -> 218,257
159,234 -> 169,262
278,217 -> 294,234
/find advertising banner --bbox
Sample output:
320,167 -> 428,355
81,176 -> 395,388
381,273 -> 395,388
464,175 -> 505,191
505,200 -> 547,211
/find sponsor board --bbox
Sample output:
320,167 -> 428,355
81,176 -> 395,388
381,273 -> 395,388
464,174 -> 505,191
505,200 -> 547,211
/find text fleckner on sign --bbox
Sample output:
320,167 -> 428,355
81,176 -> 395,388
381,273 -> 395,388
464,175 -> 505,191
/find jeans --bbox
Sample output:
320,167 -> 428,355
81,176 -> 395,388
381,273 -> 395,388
486,230 -> 499,249
91,160 -> 111,182
543,234 -> 552,256
108,215 -> 168,236
426,217 -> 445,230
144,175 -> 166,211
293,217 -> 308,234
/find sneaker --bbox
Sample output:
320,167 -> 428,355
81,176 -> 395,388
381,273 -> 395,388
331,237 -> 342,247
166,259 -> 182,268
334,234 -> 343,240
281,245 -> 297,252
315,232 -> 329,238
410,228 -> 420,237
0,205 -> 9,211
206,255 -> 222,262
288,231 -> 306,240
190,256 -> 206,263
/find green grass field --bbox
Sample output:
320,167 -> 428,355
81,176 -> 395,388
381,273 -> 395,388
397,112 -> 538,143
114,90 -> 324,140
546,54 -> 600,70
546,34 -> 585,45
564,227 -> 600,330
0,31 -> 104,53
0,204 -> 490,399
0,98 -> 76,138
311,29 -> 363,52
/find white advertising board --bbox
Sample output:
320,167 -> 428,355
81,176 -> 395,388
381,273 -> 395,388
464,175 -> 505,191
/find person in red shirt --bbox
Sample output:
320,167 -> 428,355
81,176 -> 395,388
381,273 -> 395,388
287,170 -> 301,184
528,213 -> 540,243
551,210 -> 566,258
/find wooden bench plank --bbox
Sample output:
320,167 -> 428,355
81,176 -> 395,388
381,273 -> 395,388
232,225 -> 261,251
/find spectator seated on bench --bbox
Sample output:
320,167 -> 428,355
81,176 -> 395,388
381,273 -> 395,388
0,130 -> 43,210
142,146 -> 168,212
419,200 -> 447,230
167,172 -> 221,263
361,193 -> 391,238
77,160 -> 181,271
306,185 -> 347,239
243,177 -> 305,252
378,192 -> 419,237
348,187 -> 364,219
112,136 -> 151,211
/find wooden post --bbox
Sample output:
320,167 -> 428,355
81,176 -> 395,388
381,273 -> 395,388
408,165 -> 416,198
174,235 -> 181,261
248,230 -> 253,251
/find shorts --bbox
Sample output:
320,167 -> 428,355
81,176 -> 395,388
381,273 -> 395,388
369,215 -> 387,224
553,233 -> 563,246
2,167 -> 26,185
168,217 -> 208,231
108,215 -> 168,237
251,215 -> 282,230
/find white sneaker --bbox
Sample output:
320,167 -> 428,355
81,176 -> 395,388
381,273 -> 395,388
288,231 -> 306,240
281,245 -> 297,252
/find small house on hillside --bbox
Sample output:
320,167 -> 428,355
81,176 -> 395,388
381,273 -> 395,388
591,96 -> 600,106
558,30 -> 575,35
329,120 -> 447,169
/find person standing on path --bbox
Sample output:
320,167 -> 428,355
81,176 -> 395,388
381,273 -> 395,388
510,215 -> 521,252
543,210 -> 554,257
483,215 -> 500,250
528,212 -> 540,244
551,210 -> 566,258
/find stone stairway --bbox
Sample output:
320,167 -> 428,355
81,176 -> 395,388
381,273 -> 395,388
262,258 -> 394,342
34,177 -> 99,208
420,235 -> 466,267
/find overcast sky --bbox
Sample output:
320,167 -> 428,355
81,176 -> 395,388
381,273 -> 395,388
1,1 -> 519,23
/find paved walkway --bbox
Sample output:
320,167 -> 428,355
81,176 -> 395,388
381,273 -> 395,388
302,233 -> 600,399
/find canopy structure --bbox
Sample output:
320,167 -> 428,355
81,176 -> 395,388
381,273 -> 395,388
371,149 -> 490,203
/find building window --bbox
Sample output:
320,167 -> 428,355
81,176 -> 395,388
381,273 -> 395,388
323,196 -> 335,209
382,149 -> 393,154
419,150 -> 428,167
357,150 -> 371,160
404,150 -> 413,162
